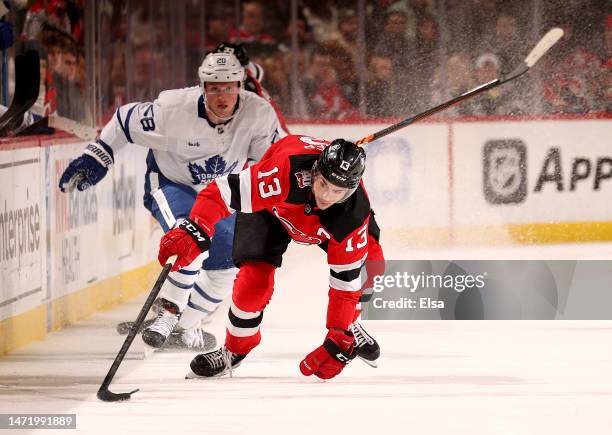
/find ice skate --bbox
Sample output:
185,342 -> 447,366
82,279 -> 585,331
116,318 -> 155,335
116,299 -> 163,334
164,327 -> 217,352
185,347 -> 246,379
142,299 -> 180,348
350,321 -> 380,368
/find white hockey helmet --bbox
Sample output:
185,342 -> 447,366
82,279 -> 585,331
198,52 -> 245,86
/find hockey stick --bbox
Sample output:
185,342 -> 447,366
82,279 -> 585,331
97,256 -> 176,402
356,27 -> 564,145
48,114 -> 98,140
7,114 -> 99,139
0,50 -> 39,135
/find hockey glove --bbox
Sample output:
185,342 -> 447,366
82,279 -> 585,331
299,329 -> 356,380
158,217 -> 212,271
59,141 -> 114,192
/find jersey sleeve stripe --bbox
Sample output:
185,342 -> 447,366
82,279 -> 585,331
227,174 -> 242,211
330,275 -> 362,292
115,106 -> 133,143
123,103 -> 138,142
239,167 -> 252,213
329,252 -> 368,273
214,177 -> 235,212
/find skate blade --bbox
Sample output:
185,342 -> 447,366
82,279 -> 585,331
185,369 -> 228,380
358,356 -> 378,368
184,361 -> 242,379
156,347 -> 210,353
185,370 -> 204,379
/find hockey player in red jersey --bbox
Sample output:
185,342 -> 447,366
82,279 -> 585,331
158,135 -> 382,379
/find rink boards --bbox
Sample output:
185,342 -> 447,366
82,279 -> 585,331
1,117 -> 611,353
294,117 -> 612,245
0,135 -> 161,354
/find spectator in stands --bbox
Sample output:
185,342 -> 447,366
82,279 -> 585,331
470,53 -> 529,116
431,53 -> 475,117
54,43 -> 86,121
43,35 -> 63,75
480,12 -> 522,72
366,54 -> 397,118
600,16 -> 612,112
130,44 -> 153,102
283,49 -> 310,119
604,15 -> 612,66
327,8 -> 359,70
304,46 -> 356,120
45,0 -> 71,35
542,18 -> 602,114
281,8 -> 315,56
229,1 -> 277,53
204,12 -> 232,52
470,53 -> 502,116
385,0 -> 436,43
261,52 -> 290,111
600,66 -> 611,113
20,1 -> 46,41
405,12 -> 440,113
20,42 -> 57,118
374,10 -> 411,78
322,40 -> 358,106
300,2 -> 336,44
324,8 -> 365,106
446,0 -> 497,53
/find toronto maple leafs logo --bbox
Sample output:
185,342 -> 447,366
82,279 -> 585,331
189,155 -> 239,185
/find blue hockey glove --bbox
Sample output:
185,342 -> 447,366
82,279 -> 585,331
59,141 -> 114,192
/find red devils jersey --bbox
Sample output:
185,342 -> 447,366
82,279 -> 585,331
191,135 -> 371,329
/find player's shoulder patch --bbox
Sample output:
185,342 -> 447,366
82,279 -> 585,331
319,185 -> 370,242
285,154 -> 318,204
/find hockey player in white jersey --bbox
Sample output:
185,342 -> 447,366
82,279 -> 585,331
58,51 -> 283,351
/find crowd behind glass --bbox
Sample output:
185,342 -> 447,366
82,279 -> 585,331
6,0 -> 611,126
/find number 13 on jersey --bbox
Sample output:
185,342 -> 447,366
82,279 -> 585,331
257,167 -> 282,198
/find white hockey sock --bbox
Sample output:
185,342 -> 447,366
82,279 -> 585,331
177,267 -> 238,329
159,253 -> 208,311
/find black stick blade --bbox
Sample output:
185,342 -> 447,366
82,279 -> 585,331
97,388 -> 140,402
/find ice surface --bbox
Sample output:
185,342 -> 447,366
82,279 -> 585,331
1,243 -> 612,434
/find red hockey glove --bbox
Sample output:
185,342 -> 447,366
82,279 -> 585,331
158,217 -> 212,271
299,329 -> 356,380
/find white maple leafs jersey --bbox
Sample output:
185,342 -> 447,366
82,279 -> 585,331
98,86 -> 284,191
